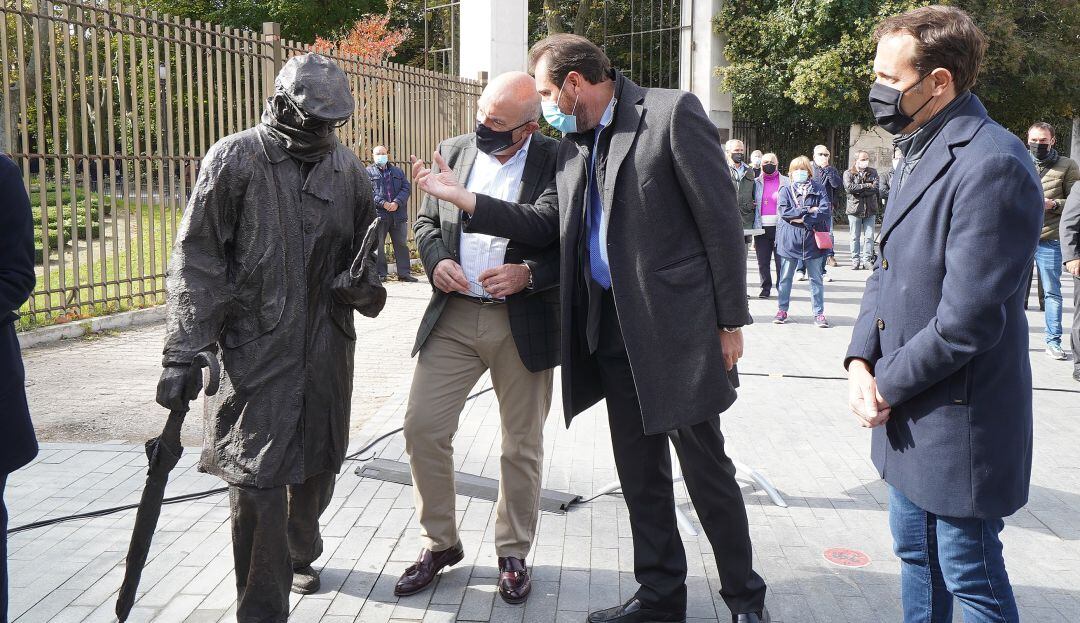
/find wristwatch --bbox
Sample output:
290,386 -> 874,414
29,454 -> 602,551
522,263 -> 534,290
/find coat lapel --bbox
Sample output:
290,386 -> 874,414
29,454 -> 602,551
441,138 -> 478,255
879,96 -> 987,244
517,133 -> 548,203
603,79 -> 646,213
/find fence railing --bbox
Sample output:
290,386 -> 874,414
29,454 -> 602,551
1,0 -> 483,325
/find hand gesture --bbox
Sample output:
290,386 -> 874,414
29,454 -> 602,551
479,264 -> 530,298
1065,259 -> 1080,277
433,259 -> 469,294
410,152 -> 475,212
387,202 -> 398,213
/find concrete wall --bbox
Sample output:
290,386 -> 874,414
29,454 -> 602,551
848,123 -> 896,171
680,0 -> 733,139
458,0 -> 528,81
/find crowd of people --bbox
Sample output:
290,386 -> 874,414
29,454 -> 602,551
734,122 -> 1077,372
0,4 -> 1077,623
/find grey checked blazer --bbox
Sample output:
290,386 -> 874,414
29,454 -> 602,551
412,131 -> 560,372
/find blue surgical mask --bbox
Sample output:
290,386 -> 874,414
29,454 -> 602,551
542,78 -> 580,135
792,170 -> 810,184
374,154 -> 389,166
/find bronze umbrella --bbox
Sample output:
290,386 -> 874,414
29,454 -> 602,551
115,351 -> 220,621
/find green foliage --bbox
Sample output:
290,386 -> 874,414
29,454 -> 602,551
715,0 -> 1079,140
139,0 -> 388,43
30,184 -> 111,263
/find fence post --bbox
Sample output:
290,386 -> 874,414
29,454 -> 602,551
262,22 -> 282,98
477,71 -> 488,88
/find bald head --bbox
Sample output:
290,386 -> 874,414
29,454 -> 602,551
479,71 -> 542,126
476,71 -> 542,158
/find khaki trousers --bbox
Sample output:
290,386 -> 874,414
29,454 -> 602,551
404,296 -> 553,559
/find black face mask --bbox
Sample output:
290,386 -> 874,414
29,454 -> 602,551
475,120 -> 529,155
1029,142 -> 1051,160
762,163 -> 777,175
731,153 -> 745,164
868,75 -> 934,135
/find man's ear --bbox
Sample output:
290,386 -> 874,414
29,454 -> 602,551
928,67 -> 954,97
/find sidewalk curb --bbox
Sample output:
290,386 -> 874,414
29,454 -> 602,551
17,305 -> 166,350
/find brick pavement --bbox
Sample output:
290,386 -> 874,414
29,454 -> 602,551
7,240 -> 1080,622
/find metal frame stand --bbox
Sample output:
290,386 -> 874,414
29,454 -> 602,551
591,441 -> 787,537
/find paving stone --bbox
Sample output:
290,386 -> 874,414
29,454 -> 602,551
7,240 -> 1079,621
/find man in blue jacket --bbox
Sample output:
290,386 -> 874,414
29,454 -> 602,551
0,154 -> 38,621
848,7 -> 1042,622
367,146 -> 417,282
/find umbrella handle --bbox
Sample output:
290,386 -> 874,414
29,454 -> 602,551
159,352 -> 219,448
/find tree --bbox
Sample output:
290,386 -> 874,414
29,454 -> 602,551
714,0 -> 1080,143
139,0 -> 388,43
311,14 -> 410,62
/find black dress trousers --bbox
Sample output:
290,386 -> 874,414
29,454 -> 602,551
594,289 -> 767,616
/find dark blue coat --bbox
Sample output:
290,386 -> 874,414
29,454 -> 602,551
846,95 -> 1043,519
366,163 -> 411,222
776,180 -> 832,260
1,155 -> 38,474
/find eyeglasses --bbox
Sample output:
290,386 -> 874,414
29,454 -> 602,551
814,153 -> 830,158
281,91 -> 350,132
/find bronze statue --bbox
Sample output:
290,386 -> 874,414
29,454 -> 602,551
157,53 -> 383,621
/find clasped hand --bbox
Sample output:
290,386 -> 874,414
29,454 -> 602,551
848,360 -> 892,428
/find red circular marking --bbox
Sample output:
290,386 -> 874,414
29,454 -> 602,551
823,548 -> 871,568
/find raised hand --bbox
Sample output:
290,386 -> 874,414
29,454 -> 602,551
410,152 -> 477,213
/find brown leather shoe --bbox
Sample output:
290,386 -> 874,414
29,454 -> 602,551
497,556 -> 531,604
393,543 -> 465,597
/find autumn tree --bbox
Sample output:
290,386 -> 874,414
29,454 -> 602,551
311,14 -> 411,62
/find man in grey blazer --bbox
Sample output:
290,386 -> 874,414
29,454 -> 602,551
412,35 -> 768,623
394,72 -> 560,606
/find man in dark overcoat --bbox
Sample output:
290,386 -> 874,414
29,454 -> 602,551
848,7 -> 1043,621
157,53 -> 378,622
411,34 -> 769,623
0,154 -> 37,623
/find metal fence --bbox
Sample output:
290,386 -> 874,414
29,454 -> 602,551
1,0 -> 482,323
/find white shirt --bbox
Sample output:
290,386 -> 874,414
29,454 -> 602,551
459,135 -> 532,298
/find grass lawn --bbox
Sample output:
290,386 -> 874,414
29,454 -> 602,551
19,201 -> 176,332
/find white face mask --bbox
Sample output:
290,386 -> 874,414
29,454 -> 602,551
856,160 -> 870,170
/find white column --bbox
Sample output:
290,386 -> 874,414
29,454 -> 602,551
458,0 -> 528,82
681,0 -> 732,139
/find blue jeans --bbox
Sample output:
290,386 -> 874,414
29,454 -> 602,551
1033,240 -> 1063,346
778,256 -> 824,316
848,215 -> 876,265
889,487 -> 1019,623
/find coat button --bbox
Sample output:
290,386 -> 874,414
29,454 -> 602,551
877,318 -> 885,331
882,259 -> 889,270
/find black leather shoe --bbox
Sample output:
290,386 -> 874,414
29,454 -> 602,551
393,542 -> 465,596
398,274 -> 419,283
587,598 -> 685,623
733,607 -> 770,623
497,556 -> 531,604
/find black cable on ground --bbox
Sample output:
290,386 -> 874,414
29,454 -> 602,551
6,386 -> 497,536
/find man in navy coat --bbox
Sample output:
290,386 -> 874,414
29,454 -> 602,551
847,7 -> 1042,622
0,154 -> 38,621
